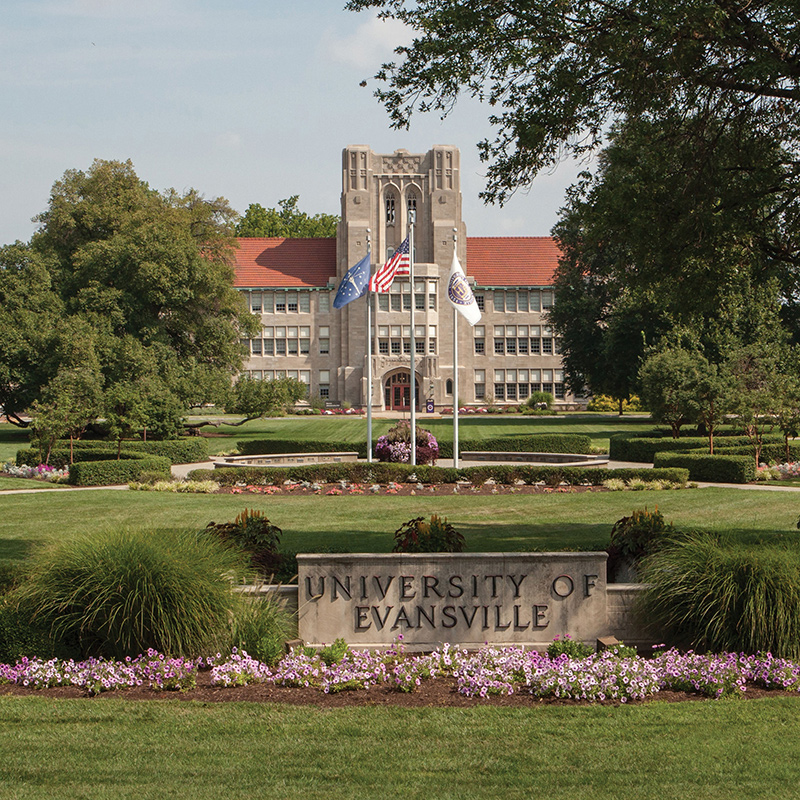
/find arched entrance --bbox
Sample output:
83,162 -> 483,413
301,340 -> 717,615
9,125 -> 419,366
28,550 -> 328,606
384,371 -> 420,411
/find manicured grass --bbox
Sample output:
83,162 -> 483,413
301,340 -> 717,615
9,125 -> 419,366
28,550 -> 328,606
0,476 -> 62,491
202,413 -> 657,455
2,487 -> 798,563
1,695 -> 800,799
0,424 -> 29,464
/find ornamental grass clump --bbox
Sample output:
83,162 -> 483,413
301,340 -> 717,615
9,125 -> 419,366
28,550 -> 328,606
639,532 -> 800,658
16,528 -> 250,660
229,585 -> 295,666
204,508 -> 283,575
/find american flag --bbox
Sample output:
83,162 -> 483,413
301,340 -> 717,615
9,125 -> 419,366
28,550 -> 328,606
368,236 -> 410,293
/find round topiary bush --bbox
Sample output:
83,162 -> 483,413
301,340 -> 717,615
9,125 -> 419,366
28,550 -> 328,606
17,528 -> 251,659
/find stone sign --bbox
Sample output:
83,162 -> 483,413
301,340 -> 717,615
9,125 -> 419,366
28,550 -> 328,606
297,553 -> 608,649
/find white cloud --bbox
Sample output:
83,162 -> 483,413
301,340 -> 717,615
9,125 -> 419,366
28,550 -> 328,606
216,132 -> 242,149
322,13 -> 412,70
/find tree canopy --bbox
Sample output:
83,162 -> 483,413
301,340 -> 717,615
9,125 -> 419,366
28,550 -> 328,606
236,196 -> 339,238
349,0 -> 800,206
1,159 -> 259,431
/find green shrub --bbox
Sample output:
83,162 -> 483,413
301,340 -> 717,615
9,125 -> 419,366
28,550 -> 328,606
229,586 -> 295,666
16,528 -> 250,659
188,463 -> 689,488
0,600 -> 79,664
392,515 -> 465,553
607,507 -> 675,581
317,637 -> 349,665
204,509 -> 283,575
546,635 -> 594,659
124,439 -> 210,463
640,533 -> 800,658
68,456 -> 172,486
526,391 -> 553,410
609,432 -> 784,462
652,453 -> 756,483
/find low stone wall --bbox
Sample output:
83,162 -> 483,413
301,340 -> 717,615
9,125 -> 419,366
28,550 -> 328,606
461,451 -> 609,466
214,452 -> 360,468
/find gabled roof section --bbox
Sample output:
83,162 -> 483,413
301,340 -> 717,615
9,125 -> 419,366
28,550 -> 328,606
466,237 -> 561,287
234,238 -> 336,288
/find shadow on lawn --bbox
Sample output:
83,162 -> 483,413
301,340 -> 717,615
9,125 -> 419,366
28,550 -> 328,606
0,539 -> 37,562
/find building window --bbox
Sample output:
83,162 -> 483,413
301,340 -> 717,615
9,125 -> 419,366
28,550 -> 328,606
379,340 -> 389,354
299,293 -> 310,313
250,292 -> 262,313
391,340 -> 401,354
251,339 -> 262,355
319,325 -> 330,355
475,294 -> 484,311
506,292 -> 517,312
275,339 -> 286,356
428,338 -> 436,354
494,338 -> 505,355
403,341 -> 412,354
530,291 -> 541,312
506,337 -> 516,355
542,290 -> 554,309
378,294 -> 389,312
531,338 -> 541,354
386,194 -> 396,225
287,293 -> 298,313
494,291 -> 505,312
542,338 -> 553,354
494,384 -> 505,400
518,292 -> 528,312
415,340 -> 425,354
518,338 -> 529,355
391,294 -> 402,312
407,193 -> 417,216
319,370 -> 330,399
415,293 -> 425,310
506,384 -> 517,400
474,338 -> 485,355
318,292 -> 330,313
446,379 -> 453,395
403,294 -> 412,311
474,369 -> 485,401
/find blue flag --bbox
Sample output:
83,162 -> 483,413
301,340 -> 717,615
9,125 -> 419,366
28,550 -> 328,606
333,252 -> 371,308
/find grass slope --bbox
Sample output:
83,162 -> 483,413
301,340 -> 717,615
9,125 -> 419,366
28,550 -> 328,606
1,696 -> 800,799
1,487 -> 798,563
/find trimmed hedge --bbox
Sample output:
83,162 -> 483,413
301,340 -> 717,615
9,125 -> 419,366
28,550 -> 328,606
702,442 -> 800,464
68,456 -> 172,486
652,452 -> 756,483
237,433 -> 593,460
189,463 -> 688,487
610,432 -> 785,463
18,438 -> 209,469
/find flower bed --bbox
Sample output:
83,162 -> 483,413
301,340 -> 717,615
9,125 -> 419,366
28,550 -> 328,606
3,644 -> 800,703
1,462 -> 68,482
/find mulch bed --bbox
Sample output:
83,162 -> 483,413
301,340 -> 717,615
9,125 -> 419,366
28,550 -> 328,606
217,483 -> 605,497
1,671 -> 797,707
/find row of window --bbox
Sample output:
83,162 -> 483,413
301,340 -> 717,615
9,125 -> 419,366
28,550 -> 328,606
474,324 -> 562,356
246,325 -> 330,357
242,287 -> 555,317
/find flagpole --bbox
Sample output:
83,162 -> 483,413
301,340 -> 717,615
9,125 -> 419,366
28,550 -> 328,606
409,210 -> 416,467
452,229 -> 459,469
365,229 -> 373,463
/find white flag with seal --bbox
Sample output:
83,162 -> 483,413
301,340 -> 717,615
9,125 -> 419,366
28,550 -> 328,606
446,253 -> 481,326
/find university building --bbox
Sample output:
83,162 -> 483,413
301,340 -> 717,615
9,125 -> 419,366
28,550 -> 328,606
233,145 -> 581,411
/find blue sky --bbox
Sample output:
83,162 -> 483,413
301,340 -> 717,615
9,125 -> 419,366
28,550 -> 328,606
1,0 -> 584,246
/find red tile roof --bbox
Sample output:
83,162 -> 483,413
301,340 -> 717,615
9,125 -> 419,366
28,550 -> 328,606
466,237 -> 561,286
233,236 -> 561,288
233,238 -> 337,288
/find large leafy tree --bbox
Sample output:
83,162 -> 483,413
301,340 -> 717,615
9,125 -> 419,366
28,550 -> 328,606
3,159 -> 259,432
349,0 -> 800,208
236,196 -> 339,238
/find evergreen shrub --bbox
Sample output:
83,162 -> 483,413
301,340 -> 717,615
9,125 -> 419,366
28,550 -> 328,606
652,453 -> 755,483
610,432 -> 784,462
68,456 -> 172,486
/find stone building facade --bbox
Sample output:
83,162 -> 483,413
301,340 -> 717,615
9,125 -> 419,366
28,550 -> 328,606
234,145 -> 579,411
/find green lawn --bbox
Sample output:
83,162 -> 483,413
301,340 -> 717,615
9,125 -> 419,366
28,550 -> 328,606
2,695 -> 800,799
0,424 -> 29,464
200,412 -> 657,455
2,486 -> 798,563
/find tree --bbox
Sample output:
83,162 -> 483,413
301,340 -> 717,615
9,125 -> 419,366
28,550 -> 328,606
236,196 -> 339,238
0,243 -> 63,426
103,382 -> 147,459
349,0 -> 800,209
226,376 -> 308,424
4,159 -> 261,435
638,348 -> 700,439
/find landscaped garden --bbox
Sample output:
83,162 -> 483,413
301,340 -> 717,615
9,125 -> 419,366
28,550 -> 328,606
4,414 -> 800,797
